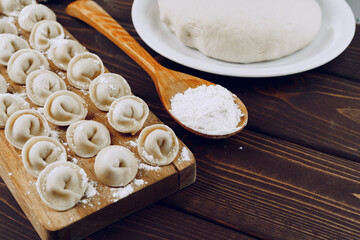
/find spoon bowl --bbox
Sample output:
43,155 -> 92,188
66,0 -> 248,139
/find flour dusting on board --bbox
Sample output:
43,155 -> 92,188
134,179 -> 147,186
110,185 -> 134,201
139,163 -> 160,171
36,107 -> 45,114
127,140 -> 138,147
49,129 -> 60,141
80,180 -> 99,207
178,147 -> 191,163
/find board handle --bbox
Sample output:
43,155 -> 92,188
66,0 -> 160,78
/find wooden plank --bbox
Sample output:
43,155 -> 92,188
0,178 -> 256,240
162,130 -> 360,240
0,181 -> 38,240
87,204 -> 256,240
0,12 -> 195,240
230,72 -> 360,162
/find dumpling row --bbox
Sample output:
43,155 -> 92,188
89,73 -> 151,137
93,123 -> 181,188
7,2 -> 87,73
0,3 -> 54,36
2,2 -> 136,114
0,3 -> 91,212
0,3 -> 58,67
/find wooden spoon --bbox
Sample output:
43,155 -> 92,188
66,0 -> 248,139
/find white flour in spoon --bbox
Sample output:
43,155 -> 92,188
170,85 -> 244,135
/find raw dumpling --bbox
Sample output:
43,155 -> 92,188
47,39 -> 85,71
26,69 -> 67,106
0,93 -> 29,127
67,52 -> 105,90
7,49 -> 49,84
158,0 -> 321,63
0,19 -> 17,35
44,90 -> 87,126
89,73 -> 131,111
0,0 -> 35,16
0,74 -> 8,93
137,124 -> 179,166
66,120 -> 111,158
5,109 -> 49,149
94,145 -> 138,187
18,4 -> 56,32
29,20 -> 65,51
0,34 -> 30,66
22,136 -> 67,177
36,161 -> 88,211
107,96 -> 149,135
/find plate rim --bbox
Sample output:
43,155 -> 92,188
131,0 -> 356,78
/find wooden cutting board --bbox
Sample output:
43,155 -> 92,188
0,18 -> 196,240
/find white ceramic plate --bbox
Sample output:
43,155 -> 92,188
132,0 -> 356,77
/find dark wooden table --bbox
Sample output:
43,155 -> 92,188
1,1 -> 360,239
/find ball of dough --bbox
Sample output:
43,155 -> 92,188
44,90 -> 87,126
29,20 -> 64,51
5,109 -> 49,149
66,120 -> 111,158
94,145 -> 138,187
36,161 -> 88,211
7,49 -> 49,84
22,136 -> 67,177
107,96 -> 149,135
158,0 -> 322,63
26,69 -> 67,106
89,73 -> 131,112
67,52 -> 105,90
18,4 -> 56,32
137,124 -> 179,166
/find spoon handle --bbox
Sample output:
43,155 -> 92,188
66,0 -> 160,78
